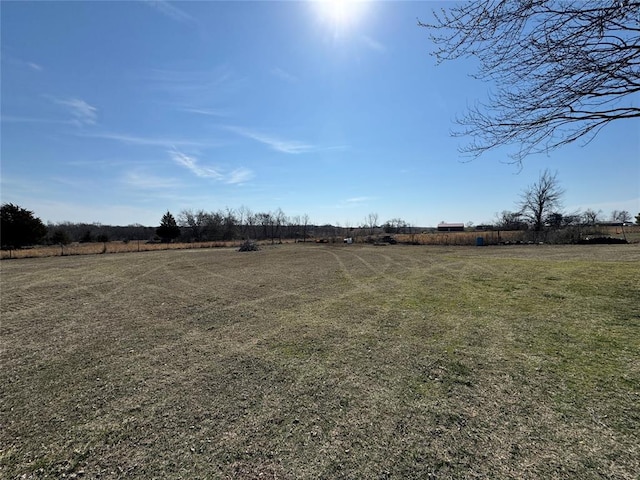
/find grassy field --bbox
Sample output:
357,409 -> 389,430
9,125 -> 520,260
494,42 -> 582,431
1,243 -> 638,479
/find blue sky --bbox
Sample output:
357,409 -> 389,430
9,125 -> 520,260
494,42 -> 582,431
2,1 -> 639,227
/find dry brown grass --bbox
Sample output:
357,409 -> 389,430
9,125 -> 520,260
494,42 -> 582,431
396,230 -> 525,245
396,225 -> 640,246
0,240 -> 242,260
1,243 -> 639,479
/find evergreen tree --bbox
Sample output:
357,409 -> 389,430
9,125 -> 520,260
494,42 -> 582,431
156,211 -> 180,243
0,203 -> 48,248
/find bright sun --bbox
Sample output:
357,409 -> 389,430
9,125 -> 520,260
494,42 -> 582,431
314,0 -> 366,35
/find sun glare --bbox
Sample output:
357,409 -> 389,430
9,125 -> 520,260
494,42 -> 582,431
314,0 -> 366,35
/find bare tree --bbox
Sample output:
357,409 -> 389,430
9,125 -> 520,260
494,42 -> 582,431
561,212 -> 582,227
519,170 -> 565,232
222,208 -> 238,241
366,212 -> 379,235
384,217 -> 409,234
422,1 -> 640,164
582,208 -> 602,225
178,209 -> 209,242
611,210 -> 632,223
343,219 -> 354,240
495,210 -> 526,231
546,212 -> 564,229
334,221 -> 341,242
244,208 -> 258,239
301,213 -> 310,242
274,208 -> 287,243
237,205 -> 249,239
289,215 -> 301,241
255,210 -> 287,244
256,212 -> 272,241
203,212 -> 225,240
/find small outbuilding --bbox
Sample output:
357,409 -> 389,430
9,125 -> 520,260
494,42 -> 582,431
437,222 -> 465,232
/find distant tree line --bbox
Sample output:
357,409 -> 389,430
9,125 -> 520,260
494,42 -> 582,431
493,208 -> 634,232
0,205 -> 320,248
172,208 -> 312,244
1,196 -> 638,250
46,222 -> 156,245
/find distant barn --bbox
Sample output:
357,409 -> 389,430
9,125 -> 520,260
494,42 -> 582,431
437,222 -> 465,232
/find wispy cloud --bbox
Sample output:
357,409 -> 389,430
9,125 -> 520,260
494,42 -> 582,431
361,35 -> 387,53
144,66 -> 236,95
225,126 -> 315,154
179,107 -> 228,117
139,66 -> 242,106
81,131 -> 220,149
271,67 -> 298,83
170,149 -> 223,179
226,167 -> 254,185
346,196 -> 373,204
50,97 -> 98,126
143,0 -> 195,24
169,148 -> 254,185
4,55 -> 44,72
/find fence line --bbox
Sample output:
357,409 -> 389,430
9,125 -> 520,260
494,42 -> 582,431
0,240 -> 242,260
2,226 -> 637,260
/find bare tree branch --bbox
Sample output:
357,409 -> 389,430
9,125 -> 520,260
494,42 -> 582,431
421,1 -> 640,164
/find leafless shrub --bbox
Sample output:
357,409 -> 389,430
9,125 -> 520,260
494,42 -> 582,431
238,240 -> 260,252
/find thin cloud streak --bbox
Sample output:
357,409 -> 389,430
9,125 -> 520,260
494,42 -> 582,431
50,97 -> 97,126
346,196 -> 373,203
226,167 -> 254,185
179,107 -> 228,117
169,148 -> 254,184
3,55 -> 44,72
143,67 -> 236,96
225,126 -> 315,154
143,0 -> 195,24
170,149 -> 222,179
82,132 -> 219,149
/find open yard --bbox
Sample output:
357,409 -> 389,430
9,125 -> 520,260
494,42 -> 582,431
1,243 -> 639,479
